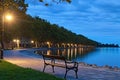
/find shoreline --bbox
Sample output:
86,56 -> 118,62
4,47 -> 120,72
79,62 -> 120,72
4,49 -> 120,80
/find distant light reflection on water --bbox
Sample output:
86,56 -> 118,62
38,47 -> 120,67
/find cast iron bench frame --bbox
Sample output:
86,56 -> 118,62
42,54 -> 79,79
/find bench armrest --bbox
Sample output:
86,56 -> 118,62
66,61 -> 79,68
66,61 -> 75,63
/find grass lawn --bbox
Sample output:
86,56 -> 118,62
0,60 -> 64,80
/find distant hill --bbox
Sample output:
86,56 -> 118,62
97,43 -> 119,47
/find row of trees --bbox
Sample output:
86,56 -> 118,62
5,15 -> 98,46
97,43 -> 119,47
0,0 -> 98,48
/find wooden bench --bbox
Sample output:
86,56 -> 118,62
41,54 -> 79,79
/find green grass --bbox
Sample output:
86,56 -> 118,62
0,60 -> 64,80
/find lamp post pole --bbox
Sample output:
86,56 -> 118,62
0,0 -> 5,59
0,0 -> 13,59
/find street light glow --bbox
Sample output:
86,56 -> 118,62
16,40 -> 20,43
5,14 -> 13,21
13,39 -> 20,48
13,39 -> 17,42
31,40 -> 34,43
13,39 -> 20,43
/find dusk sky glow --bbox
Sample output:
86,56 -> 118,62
25,0 -> 120,45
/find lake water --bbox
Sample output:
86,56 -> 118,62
75,47 -> 120,67
40,47 -> 120,67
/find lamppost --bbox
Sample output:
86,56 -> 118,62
31,40 -> 34,48
13,39 -> 20,49
0,0 -> 13,59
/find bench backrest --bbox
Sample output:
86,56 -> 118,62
42,54 -> 68,68
42,54 -> 66,61
35,50 -> 67,64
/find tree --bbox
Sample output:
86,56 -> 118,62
0,0 -> 28,42
0,0 -> 28,13
39,0 -> 71,6
39,0 -> 71,3
1,0 -> 98,47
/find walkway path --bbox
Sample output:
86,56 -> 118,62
4,49 -> 120,80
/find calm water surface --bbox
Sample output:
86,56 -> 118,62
75,47 -> 120,67
41,47 -> 120,67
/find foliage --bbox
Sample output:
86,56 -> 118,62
97,43 -> 119,47
0,0 -> 98,46
0,0 -> 28,14
5,15 -> 97,46
39,0 -> 71,6
0,0 -> 28,41
0,60 -> 64,80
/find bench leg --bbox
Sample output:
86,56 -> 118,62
64,69 -> 78,79
43,64 -> 46,72
64,69 -> 68,79
75,68 -> 78,79
52,65 -> 55,73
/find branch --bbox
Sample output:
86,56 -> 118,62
39,0 -> 71,6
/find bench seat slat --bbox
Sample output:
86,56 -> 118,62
45,63 -> 66,68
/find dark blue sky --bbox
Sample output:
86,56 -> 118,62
25,0 -> 120,45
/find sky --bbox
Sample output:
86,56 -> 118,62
25,0 -> 120,45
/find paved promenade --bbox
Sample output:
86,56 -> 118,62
4,49 -> 120,80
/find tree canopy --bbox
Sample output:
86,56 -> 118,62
39,0 -> 72,4
0,0 -> 98,47
4,15 -> 98,46
0,0 -> 28,13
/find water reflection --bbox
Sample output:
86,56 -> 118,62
38,47 -> 95,61
36,47 -> 120,67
